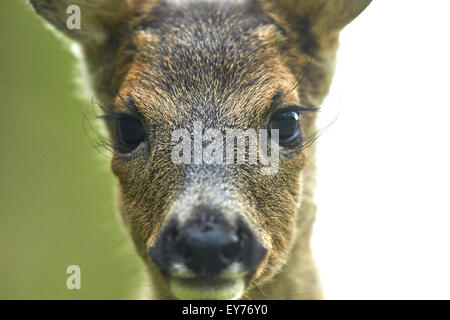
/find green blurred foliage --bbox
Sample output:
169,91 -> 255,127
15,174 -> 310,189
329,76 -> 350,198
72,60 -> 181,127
0,0 -> 142,299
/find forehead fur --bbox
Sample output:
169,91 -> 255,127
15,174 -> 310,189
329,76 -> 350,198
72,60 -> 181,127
115,0 -> 302,127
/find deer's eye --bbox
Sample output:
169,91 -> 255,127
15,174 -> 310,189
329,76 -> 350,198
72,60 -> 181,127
116,115 -> 145,152
270,108 -> 301,145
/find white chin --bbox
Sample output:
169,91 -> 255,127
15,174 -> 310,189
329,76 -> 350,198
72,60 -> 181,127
170,277 -> 245,300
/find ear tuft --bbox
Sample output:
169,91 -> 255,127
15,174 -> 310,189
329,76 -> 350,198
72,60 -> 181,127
266,0 -> 371,39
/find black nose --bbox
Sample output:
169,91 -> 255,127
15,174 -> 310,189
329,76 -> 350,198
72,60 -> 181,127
175,218 -> 240,275
150,209 -> 267,277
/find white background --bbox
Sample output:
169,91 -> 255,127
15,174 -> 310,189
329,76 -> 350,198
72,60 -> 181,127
312,0 -> 450,299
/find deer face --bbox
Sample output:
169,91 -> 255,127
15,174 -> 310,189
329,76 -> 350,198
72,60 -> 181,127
30,0 -> 370,299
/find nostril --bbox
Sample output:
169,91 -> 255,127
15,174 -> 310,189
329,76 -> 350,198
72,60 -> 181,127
168,228 -> 178,242
220,237 -> 239,263
178,245 -> 191,258
175,236 -> 191,257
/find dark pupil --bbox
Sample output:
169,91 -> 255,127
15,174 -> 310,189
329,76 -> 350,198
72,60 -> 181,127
271,111 -> 300,141
117,116 -> 145,151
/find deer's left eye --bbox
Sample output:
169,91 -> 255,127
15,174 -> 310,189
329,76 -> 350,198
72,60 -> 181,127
270,108 -> 301,145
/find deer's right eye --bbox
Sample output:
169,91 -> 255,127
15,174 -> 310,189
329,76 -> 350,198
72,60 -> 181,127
116,115 -> 145,153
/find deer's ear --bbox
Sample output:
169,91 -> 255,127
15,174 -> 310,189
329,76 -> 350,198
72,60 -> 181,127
28,0 -> 136,44
268,0 -> 371,41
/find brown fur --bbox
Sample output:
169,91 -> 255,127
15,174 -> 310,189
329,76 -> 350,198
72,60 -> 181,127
28,0 -> 371,299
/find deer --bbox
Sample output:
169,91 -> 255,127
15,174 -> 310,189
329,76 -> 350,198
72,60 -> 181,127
28,0 -> 371,299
